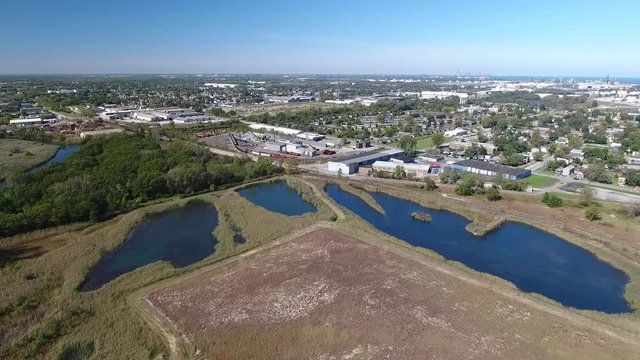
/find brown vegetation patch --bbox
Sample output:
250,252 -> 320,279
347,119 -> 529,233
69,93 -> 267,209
147,228 -> 637,360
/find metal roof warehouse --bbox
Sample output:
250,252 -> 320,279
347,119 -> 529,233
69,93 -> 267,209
449,159 -> 531,180
328,149 -> 405,174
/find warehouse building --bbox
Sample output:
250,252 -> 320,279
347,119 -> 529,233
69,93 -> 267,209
9,118 -> 54,126
133,111 -> 166,121
328,149 -> 404,175
172,116 -> 222,124
296,132 -> 325,141
449,159 -> 531,180
264,142 -> 285,152
372,161 -> 431,180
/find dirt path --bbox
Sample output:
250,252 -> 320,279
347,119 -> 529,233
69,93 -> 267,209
299,177 -> 345,219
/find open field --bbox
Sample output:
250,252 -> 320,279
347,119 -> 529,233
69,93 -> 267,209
145,226 -> 640,359
0,139 -> 58,179
0,176 -> 334,359
2,173 -> 640,358
525,174 -> 557,188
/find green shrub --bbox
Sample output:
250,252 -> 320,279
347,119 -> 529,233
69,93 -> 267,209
56,340 -> 95,360
542,192 -> 563,208
585,205 -> 602,221
424,178 -> 438,191
486,187 -> 502,201
455,173 -> 484,196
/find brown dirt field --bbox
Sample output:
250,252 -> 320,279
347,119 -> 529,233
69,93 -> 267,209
146,228 -> 639,360
201,133 -> 236,151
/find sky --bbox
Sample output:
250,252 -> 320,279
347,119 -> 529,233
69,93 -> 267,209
1,0 -> 640,76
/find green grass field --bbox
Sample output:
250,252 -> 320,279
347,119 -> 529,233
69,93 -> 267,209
525,174 -> 557,188
391,135 -> 433,150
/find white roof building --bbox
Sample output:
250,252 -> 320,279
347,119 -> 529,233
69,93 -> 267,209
372,161 -> 431,180
9,118 -> 53,126
444,128 -> 467,137
248,123 -> 301,136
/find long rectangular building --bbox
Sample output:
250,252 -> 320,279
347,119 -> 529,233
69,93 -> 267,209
9,118 -> 54,126
372,161 -> 431,180
449,159 -> 531,180
328,149 -> 404,174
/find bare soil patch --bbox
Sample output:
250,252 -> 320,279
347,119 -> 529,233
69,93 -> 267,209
147,228 -> 637,360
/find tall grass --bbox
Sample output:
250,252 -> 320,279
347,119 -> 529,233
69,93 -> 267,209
0,176 -> 338,359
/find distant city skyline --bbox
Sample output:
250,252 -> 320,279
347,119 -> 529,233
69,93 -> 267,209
1,0 -> 640,76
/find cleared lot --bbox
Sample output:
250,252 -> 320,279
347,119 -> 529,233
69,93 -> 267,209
146,227 -> 637,360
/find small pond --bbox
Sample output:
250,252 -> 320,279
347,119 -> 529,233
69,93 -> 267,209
0,145 -> 82,188
81,201 -> 219,291
28,145 -> 81,174
237,180 -> 317,216
325,184 -> 631,314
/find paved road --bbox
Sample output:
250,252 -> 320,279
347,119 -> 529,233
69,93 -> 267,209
533,171 -> 640,204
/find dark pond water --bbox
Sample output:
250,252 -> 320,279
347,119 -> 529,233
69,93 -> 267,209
234,229 -> 247,245
81,201 -> 219,291
325,184 -> 631,314
237,181 -> 317,216
0,145 -> 82,188
28,145 -> 81,174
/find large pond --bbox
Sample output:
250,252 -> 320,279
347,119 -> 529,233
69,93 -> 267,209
81,201 -> 219,291
237,181 -> 317,216
325,184 -> 631,314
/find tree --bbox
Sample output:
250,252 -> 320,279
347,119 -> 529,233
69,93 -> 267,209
464,144 -> 487,159
455,173 -> 484,196
585,205 -> 601,221
81,107 -> 95,118
0,135 -> 285,237
431,133 -> 445,148
486,187 -> 502,201
583,159 -> 611,183
424,178 -> 438,191
579,186 -> 596,207
625,169 -> 640,186
553,145 -> 569,158
398,135 -> 417,155
439,169 -> 463,184
533,151 -> 544,161
568,134 -> 583,149
393,165 -> 406,179
530,131 -> 544,148
542,192 -> 563,208
503,154 -> 525,166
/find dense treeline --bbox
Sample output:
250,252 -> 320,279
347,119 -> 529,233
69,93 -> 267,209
0,135 -> 283,237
